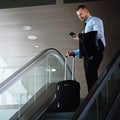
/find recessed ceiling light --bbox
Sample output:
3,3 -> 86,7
35,45 -> 39,48
27,35 -> 38,40
22,26 -> 32,30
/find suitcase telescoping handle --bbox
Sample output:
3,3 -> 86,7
64,56 -> 75,80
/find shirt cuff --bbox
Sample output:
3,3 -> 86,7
73,49 -> 80,57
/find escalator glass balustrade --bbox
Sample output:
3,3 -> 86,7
72,50 -> 120,120
84,65 -> 120,120
0,48 -> 72,120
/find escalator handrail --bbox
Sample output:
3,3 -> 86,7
0,48 -> 65,94
72,50 -> 120,120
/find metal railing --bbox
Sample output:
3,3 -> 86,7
72,50 -> 120,120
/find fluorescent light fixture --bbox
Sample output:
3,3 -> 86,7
45,68 -> 56,72
51,68 -> 56,72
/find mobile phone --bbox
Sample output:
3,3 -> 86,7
69,32 -> 76,37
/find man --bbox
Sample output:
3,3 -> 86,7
66,5 -> 106,91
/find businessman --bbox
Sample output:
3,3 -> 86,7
66,5 -> 106,91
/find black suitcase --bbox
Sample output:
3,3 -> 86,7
53,57 -> 80,112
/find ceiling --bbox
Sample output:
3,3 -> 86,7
0,0 -> 97,9
0,0 -> 98,66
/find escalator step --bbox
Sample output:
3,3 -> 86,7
43,112 -> 74,120
44,118 -> 70,120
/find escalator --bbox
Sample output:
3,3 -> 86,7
0,48 -> 120,120
71,50 -> 120,120
37,50 -> 120,120
38,50 -> 120,120
0,48 -> 72,120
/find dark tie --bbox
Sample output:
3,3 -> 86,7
83,23 -> 86,33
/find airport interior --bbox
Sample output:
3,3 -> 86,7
0,0 -> 120,120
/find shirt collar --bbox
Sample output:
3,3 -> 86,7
84,16 -> 92,24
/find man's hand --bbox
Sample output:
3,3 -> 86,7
73,35 -> 79,40
69,32 -> 79,40
66,51 -> 74,57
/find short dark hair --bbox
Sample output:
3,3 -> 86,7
76,4 -> 89,11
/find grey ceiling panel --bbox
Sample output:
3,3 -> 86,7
64,0 -> 101,3
0,0 -> 56,9
0,0 -> 100,9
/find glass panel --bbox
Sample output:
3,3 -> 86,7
84,63 -> 120,120
0,51 -> 71,120
0,56 -> 33,84
0,66 -> 20,84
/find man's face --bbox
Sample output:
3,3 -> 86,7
76,8 -> 89,22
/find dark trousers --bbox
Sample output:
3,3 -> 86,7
84,50 -> 103,91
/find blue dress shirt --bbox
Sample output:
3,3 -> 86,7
74,16 -> 106,58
